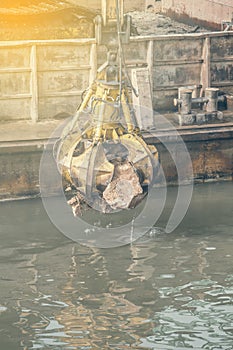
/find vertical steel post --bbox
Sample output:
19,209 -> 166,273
30,45 -> 39,123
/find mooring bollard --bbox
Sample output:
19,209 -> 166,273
180,89 -> 192,115
174,86 -> 225,125
205,88 -> 219,112
178,85 -> 201,99
174,88 -> 192,115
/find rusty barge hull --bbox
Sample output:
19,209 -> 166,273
0,32 -> 233,199
0,121 -> 232,200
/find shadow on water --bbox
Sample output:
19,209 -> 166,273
0,182 -> 232,349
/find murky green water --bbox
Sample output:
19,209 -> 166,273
0,183 -> 233,349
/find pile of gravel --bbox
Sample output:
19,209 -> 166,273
128,10 -> 209,36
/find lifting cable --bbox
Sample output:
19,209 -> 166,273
116,0 -> 123,106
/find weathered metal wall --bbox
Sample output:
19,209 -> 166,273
144,125 -> 233,184
128,33 -> 233,110
210,35 -> 233,95
0,144 -> 42,198
0,32 -> 233,119
151,35 -> 205,110
161,0 -> 233,29
0,39 -> 96,122
1,125 -> 232,199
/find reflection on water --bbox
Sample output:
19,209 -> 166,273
0,183 -> 233,349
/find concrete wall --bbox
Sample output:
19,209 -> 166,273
162,0 -> 233,29
67,0 -> 145,12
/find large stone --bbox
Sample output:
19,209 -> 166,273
103,161 -> 143,210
